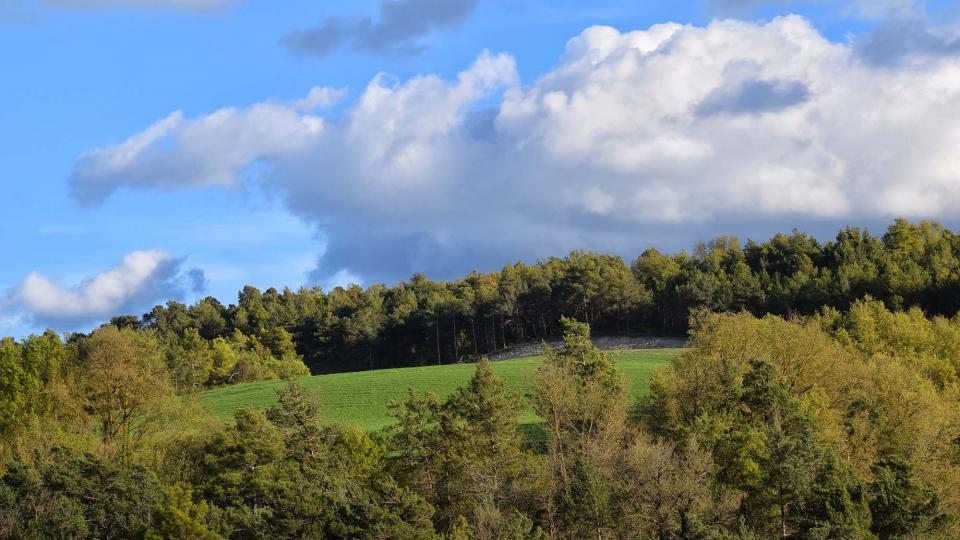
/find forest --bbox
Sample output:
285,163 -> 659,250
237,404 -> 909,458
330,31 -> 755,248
112,218 -> 960,382
1,218 -> 960,538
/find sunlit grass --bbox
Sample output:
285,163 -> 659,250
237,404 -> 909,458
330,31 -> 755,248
202,349 -> 682,431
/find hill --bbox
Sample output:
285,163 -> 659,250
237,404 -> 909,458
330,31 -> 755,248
201,348 -> 683,431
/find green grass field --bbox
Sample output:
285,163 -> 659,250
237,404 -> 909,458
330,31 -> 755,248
201,349 -> 682,431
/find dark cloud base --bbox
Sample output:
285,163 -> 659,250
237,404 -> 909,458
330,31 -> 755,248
282,0 -> 481,58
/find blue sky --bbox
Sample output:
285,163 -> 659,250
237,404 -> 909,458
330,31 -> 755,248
2,0 -> 960,336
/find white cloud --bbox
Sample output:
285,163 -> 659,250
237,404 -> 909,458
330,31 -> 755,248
2,250 -> 205,330
69,17 -> 960,282
71,101 -> 324,203
294,86 -> 348,111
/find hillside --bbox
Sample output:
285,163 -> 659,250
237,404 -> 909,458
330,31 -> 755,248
201,348 -> 683,431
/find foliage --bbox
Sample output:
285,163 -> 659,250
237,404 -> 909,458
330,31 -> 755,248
14,219 -> 960,389
0,446 -> 162,539
531,318 -> 632,538
387,359 -> 546,536
643,308 -> 960,539
75,325 -> 174,461
4,219 -> 960,538
191,383 -> 436,539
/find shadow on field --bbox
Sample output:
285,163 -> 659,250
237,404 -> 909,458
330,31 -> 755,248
519,422 -> 549,453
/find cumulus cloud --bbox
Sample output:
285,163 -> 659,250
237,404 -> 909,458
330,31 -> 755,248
294,86 -> 348,111
282,0 -> 480,58
69,17 -> 960,283
70,98 -> 327,204
2,250 -> 205,330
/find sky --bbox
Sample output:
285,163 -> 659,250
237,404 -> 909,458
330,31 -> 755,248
2,0 -> 960,336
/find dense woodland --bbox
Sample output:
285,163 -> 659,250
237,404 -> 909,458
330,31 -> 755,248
2,218 -> 960,538
1,304 -> 959,538
111,218 -> 960,383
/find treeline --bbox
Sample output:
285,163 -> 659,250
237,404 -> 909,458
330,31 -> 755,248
1,300 -> 959,538
107,218 -> 960,385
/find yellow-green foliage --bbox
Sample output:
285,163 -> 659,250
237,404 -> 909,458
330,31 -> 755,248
649,306 -> 960,520
164,327 -> 309,393
648,310 -> 845,442
823,297 -> 960,390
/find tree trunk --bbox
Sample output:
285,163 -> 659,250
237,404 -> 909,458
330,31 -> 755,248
491,314 -> 497,351
471,317 -> 479,357
435,315 -> 441,365
780,492 -> 787,539
452,314 -> 458,363
501,315 -> 507,349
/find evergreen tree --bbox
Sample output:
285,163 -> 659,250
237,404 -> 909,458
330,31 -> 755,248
532,317 -> 628,538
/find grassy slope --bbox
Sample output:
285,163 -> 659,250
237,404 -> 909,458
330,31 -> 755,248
202,349 -> 683,431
